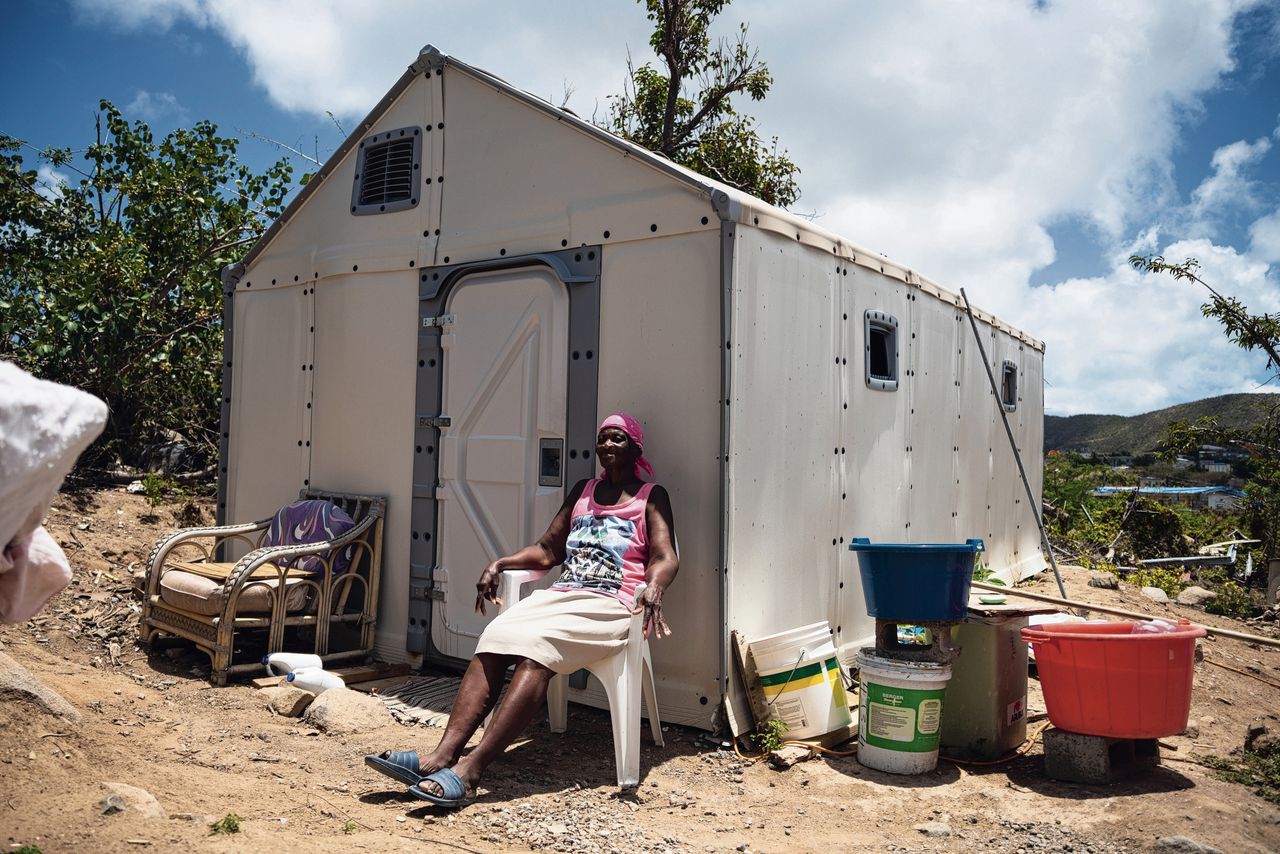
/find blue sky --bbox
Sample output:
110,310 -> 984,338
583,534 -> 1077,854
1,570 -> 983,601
3,0 -> 1280,416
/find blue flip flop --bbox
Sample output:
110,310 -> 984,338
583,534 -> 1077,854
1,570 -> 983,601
409,767 -> 475,808
364,750 -> 425,786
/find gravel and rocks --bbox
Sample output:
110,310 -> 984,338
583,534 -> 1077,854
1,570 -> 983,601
1152,836 -> 1224,853
454,787 -> 675,853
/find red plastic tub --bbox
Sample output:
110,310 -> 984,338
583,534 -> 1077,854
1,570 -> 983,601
1021,620 -> 1206,739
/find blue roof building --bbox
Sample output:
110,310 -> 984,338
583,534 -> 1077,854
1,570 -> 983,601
1094,486 -> 1247,510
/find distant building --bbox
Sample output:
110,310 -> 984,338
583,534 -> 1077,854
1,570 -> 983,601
1203,461 -> 1232,474
1093,485 -> 1247,511
1198,444 -> 1250,463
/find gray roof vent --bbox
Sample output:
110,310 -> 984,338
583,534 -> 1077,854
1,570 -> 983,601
351,126 -> 422,215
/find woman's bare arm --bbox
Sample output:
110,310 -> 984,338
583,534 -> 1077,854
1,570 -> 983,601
635,485 -> 678,637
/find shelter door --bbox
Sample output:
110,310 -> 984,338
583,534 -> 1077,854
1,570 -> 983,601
431,267 -> 569,659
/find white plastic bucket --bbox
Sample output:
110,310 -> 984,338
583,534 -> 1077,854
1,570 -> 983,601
856,648 -> 952,774
749,622 -> 852,740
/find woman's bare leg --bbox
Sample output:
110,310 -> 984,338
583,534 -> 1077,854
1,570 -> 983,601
418,656 -> 556,796
417,652 -> 518,774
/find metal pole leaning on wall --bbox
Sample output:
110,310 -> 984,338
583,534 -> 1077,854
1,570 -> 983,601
960,288 -> 1068,599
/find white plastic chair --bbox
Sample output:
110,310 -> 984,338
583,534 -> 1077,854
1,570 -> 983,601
493,568 -> 663,788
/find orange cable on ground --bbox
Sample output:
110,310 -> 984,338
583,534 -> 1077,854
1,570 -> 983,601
1203,656 -> 1280,690
732,737 -> 859,762
939,720 -> 1053,767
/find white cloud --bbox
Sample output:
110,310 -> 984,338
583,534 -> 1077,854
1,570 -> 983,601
72,0 -> 206,31
1023,239 -> 1279,414
34,165 -> 71,202
71,0 -> 654,119
1187,135 -> 1273,232
735,1 -> 1253,301
124,90 -> 190,126
66,0 -> 1280,415
1249,207 -> 1280,263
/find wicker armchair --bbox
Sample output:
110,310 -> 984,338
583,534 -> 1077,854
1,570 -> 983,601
139,489 -> 385,685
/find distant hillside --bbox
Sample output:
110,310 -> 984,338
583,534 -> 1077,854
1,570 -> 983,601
1045,393 -> 1279,454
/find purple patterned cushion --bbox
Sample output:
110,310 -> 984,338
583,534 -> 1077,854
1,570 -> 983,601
263,500 -> 356,575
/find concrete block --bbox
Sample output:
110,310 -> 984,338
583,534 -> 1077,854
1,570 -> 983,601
1042,727 -> 1159,784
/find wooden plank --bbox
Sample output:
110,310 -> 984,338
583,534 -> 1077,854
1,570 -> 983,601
730,630 -> 770,731
811,720 -> 858,749
249,660 -> 411,689
332,661 -> 412,685
347,675 -> 411,695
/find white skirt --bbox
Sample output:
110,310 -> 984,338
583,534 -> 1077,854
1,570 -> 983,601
474,588 -> 630,674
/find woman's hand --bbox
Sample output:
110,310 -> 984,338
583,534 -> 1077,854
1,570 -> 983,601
475,561 -> 504,615
633,584 -> 671,639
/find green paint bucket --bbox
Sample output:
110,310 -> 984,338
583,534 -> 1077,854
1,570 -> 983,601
857,648 -> 952,774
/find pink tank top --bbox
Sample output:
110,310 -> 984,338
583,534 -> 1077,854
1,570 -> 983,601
551,480 -> 654,610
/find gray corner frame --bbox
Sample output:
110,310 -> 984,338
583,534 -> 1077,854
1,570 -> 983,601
713,188 -> 737,706
407,247 -> 602,660
216,262 -> 245,527
350,126 -> 424,216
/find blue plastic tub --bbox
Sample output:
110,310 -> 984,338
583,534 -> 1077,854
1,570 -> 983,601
848,538 -> 985,621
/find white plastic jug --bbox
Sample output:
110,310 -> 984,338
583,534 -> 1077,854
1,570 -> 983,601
264,652 -> 324,676
286,668 -> 345,694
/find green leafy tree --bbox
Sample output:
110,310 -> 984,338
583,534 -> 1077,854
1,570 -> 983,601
1131,253 -> 1280,567
1,102 -> 293,467
604,0 -> 801,207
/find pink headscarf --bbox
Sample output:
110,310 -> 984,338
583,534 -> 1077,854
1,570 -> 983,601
598,412 -> 654,481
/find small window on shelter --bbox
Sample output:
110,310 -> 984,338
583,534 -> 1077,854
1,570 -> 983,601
1001,360 -> 1018,411
865,311 -> 899,392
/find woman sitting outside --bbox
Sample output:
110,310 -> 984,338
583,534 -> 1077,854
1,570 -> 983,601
366,412 -> 678,807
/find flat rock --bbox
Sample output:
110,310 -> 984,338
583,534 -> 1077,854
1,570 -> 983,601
261,684 -> 314,717
913,821 -> 951,837
1088,572 -> 1119,590
1141,586 -> 1170,604
1153,836 -> 1222,853
100,782 -> 166,819
1175,586 -> 1218,606
767,745 -> 813,769
302,687 -> 390,734
1245,714 -> 1280,756
0,650 -> 81,724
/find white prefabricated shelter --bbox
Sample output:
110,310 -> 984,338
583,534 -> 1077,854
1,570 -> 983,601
219,45 -> 1046,731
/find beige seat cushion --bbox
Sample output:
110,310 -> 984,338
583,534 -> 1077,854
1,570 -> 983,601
159,568 -> 312,616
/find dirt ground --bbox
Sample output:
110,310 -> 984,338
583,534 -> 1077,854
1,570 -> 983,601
2,486 -> 1279,854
